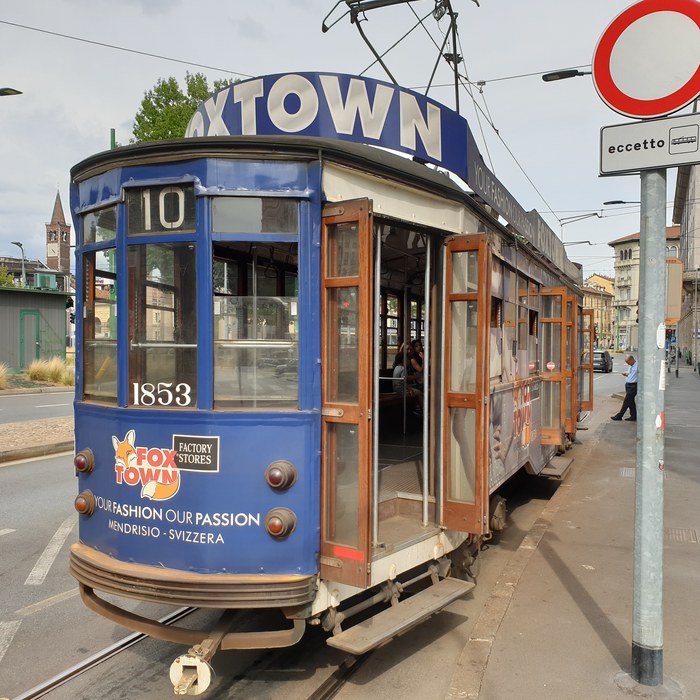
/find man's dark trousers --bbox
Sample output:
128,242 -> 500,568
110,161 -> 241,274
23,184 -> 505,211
618,381 -> 637,419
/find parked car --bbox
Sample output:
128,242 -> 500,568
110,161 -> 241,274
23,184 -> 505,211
593,350 -> 613,373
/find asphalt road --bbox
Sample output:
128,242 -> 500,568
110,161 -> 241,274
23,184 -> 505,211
0,391 -> 74,425
0,373 -> 622,698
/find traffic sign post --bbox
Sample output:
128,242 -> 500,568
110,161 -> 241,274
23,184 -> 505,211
593,0 -> 700,689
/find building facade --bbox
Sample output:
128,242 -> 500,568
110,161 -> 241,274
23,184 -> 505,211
0,192 -> 73,368
673,165 -> 700,366
582,276 -> 614,349
608,226 -> 680,351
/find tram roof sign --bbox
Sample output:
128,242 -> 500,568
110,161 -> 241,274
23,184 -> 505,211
592,0 -> 700,119
187,72 -> 576,283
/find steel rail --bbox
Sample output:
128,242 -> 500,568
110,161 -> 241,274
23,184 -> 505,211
305,653 -> 371,700
13,607 -> 195,700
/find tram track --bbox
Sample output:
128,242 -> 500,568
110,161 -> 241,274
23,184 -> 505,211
304,653 -> 371,700
13,607 -> 196,700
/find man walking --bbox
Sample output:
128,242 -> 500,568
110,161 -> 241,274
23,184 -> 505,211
611,354 -> 638,421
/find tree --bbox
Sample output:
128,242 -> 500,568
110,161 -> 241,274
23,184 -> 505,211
0,265 -> 16,288
132,72 -> 233,143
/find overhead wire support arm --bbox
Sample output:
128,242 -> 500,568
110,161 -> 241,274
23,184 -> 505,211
423,10 -> 455,99
351,11 -> 399,84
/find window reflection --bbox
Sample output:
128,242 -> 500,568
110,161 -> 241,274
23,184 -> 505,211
83,248 -> 117,403
128,243 -> 197,408
213,242 -> 298,408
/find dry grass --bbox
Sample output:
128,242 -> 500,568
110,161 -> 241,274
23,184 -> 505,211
27,357 -> 74,386
0,362 -> 8,390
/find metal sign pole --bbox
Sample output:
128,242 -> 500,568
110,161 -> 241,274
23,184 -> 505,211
632,167 -> 666,685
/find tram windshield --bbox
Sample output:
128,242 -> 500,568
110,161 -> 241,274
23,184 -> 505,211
128,242 -> 198,408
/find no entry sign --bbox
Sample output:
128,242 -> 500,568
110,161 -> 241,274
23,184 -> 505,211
593,0 -> 700,119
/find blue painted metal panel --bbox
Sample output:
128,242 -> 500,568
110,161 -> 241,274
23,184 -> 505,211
71,154 -> 323,577
75,404 -> 320,575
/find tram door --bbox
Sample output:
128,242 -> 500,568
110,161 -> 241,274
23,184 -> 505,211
579,308 -> 594,413
442,236 -> 489,534
319,199 -> 373,588
540,288 -> 565,445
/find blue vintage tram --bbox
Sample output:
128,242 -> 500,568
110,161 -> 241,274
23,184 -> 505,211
69,72 -> 593,694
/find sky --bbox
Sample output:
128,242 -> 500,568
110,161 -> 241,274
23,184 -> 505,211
0,0 -> 685,280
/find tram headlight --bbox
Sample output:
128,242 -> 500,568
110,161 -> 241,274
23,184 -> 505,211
264,508 -> 297,538
264,460 -> 297,490
74,490 -> 96,516
74,448 -> 95,474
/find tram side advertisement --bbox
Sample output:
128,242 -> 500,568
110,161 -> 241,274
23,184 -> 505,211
75,414 -> 317,573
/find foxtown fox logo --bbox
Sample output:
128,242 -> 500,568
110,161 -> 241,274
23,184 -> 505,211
112,430 -> 181,501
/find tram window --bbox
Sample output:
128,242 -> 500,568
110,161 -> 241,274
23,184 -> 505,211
324,422 -> 359,546
327,222 -> 359,277
542,295 -> 562,318
212,197 -> 297,235
449,407 -> 476,503
529,281 -> 540,309
384,294 -> 400,363
541,322 -> 561,372
491,258 -> 503,297
327,287 -> 359,403
128,243 -> 197,408
451,251 -> 478,293
502,301 -> 517,382
450,301 -> 477,393
490,298 -> 502,381
503,268 -> 516,303
517,306 -> 529,380
213,242 -> 298,408
542,381 -> 561,429
83,249 -> 117,404
83,206 -> 116,245
529,310 -> 539,374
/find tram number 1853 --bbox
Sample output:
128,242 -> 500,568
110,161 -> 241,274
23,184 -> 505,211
133,382 -> 193,407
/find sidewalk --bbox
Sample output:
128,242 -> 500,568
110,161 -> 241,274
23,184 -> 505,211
446,365 -> 700,699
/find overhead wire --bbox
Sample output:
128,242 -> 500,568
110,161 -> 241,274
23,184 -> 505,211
0,19 -> 252,79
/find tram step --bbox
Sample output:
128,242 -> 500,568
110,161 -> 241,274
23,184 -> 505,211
540,455 -> 573,480
326,577 -> 474,655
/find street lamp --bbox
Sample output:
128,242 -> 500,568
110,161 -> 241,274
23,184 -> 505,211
603,200 -> 640,206
11,241 -> 26,287
542,69 -> 591,82
0,87 -> 22,96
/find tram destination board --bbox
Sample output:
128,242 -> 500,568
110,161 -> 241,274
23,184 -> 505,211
600,112 -> 700,175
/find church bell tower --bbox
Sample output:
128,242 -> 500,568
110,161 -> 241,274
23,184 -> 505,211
46,191 -> 71,272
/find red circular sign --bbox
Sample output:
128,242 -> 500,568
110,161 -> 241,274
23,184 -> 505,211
546,361 -> 556,371
593,0 -> 700,119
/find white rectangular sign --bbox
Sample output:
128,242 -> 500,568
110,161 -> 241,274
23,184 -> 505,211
600,113 -> 700,175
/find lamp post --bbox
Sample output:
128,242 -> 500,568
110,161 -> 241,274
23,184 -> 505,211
11,241 -> 26,287
694,268 -> 699,371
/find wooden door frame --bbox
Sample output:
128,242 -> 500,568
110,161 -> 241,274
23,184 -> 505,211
540,288 -> 566,445
580,308 -> 594,412
442,235 -> 489,534
319,199 -> 373,588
